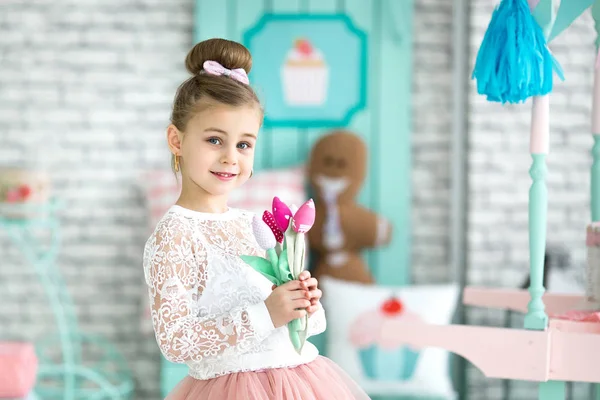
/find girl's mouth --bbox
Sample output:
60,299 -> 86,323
211,171 -> 237,181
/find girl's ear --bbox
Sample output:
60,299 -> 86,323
167,124 -> 183,154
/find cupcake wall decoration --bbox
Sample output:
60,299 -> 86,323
280,38 -> 330,106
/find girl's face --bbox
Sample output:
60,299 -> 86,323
172,104 -> 261,201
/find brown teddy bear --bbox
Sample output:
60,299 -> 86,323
307,130 -> 393,284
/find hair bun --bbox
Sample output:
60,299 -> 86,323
185,38 -> 253,76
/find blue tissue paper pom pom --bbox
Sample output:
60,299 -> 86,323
472,0 -> 564,104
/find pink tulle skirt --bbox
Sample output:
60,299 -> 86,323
166,356 -> 371,400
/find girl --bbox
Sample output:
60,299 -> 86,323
143,38 -> 370,399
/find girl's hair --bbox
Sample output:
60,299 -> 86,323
170,38 -> 263,172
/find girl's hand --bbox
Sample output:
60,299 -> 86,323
265,280 -> 311,328
298,270 -> 322,316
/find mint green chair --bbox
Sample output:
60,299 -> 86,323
0,199 -> 135,400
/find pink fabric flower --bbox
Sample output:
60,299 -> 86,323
292,199 -> 315,234
290,204 -> 299,215
272,197 -> 293,232
262,211 -> 284,243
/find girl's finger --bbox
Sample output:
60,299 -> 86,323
279,280 -> 303,291
302,278 -> 318,289
292,299 -> 311,309
292,309 -> 307,319
289,289 -> 310,300
298,270 -> 311,281
307,305 -> 319,314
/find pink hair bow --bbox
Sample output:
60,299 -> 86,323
202,60 -> 249,85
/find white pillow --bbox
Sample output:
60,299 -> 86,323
320,276 -> 458,399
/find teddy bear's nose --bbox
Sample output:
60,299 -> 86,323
324,156 -> 336,166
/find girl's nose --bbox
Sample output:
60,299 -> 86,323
220,146 -> 238,164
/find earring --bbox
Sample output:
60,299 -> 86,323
174,155 -> 180,172
250,170 -> 253,178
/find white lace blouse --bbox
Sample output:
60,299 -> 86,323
142,205 -> 326,380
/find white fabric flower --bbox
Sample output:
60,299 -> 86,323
252,214 -> 276,250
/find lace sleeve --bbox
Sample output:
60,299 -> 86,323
307,302 -> 326,337
143,219 -> 276,364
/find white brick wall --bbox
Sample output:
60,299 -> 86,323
0,1 -> 193,398
2,0 -> 595,398
411,0 -> 454,285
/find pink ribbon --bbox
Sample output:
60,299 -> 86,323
202,60 -> 249,85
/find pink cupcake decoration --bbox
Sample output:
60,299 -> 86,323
349,296 -> 423,380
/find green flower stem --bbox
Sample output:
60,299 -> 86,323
293,233 -> 304,278
242,228 -> 309,353
289,329 -> 301,352
289,318 -> 302,331
266,248 -> 279,278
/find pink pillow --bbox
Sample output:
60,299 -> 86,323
139,166 -> 308,229
229,166 -> 307,214
139,170 -> 181,231
0,342 -> 38,398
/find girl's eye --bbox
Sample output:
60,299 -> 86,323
208,137 -> 221,145
237,142 -> 251,150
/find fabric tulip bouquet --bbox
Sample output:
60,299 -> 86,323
240,197 -> 316,354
